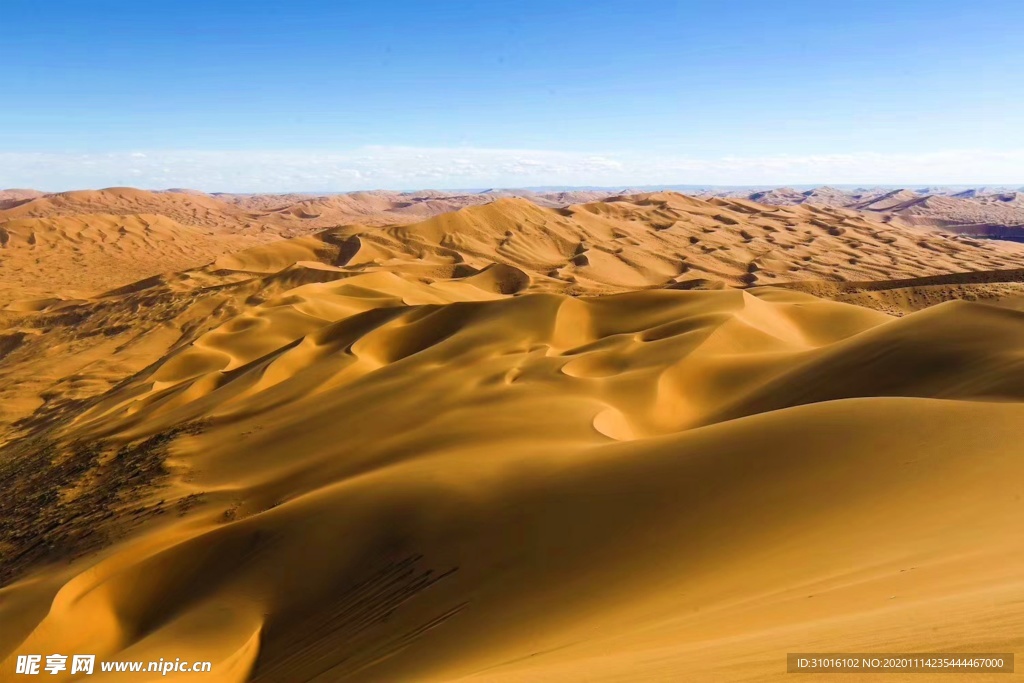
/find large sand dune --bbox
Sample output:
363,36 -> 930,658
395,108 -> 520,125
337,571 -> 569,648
1,190 -> 1023,681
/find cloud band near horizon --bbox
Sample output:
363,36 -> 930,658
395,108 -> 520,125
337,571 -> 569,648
2,147 -> 1023,193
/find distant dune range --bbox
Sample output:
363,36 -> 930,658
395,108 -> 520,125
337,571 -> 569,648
0,188 -> 611,299
1,187 -> 1024,681
709,185 -> 1024,239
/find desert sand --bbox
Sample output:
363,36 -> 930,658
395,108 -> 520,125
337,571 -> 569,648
706,185 -> 1024,240
1,189 -> 1023,681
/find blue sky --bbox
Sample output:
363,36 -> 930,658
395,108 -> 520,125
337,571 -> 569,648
3,0 -> 1023,190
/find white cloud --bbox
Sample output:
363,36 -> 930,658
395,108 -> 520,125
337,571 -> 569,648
0,147 -> 1022,192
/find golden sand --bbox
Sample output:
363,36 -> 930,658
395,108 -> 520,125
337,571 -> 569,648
1,190 -> 1023,681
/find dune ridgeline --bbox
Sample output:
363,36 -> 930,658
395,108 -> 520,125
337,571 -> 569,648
1,190 -> 1023,681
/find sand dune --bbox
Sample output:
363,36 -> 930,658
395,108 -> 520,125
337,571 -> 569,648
0,187 -> 478,239
8,188 -> 1022,303
0,187 -> 624,251
1,190 -> 1023,681
0,188 -> 254,228
0,213 -> 270,299
198,192 -> 1024,301
0,190 -> 44,211
708,185 -> 1024,239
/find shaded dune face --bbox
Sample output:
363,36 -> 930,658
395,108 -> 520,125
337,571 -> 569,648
1,191 -> 1024,681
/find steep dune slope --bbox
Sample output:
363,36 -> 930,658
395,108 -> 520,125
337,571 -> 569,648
1,191 -> 1024,682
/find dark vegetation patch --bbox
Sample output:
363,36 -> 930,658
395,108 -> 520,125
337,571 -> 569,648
0,421 -> 207,587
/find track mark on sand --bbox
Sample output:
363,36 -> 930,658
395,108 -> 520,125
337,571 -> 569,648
251,554 -> 464,681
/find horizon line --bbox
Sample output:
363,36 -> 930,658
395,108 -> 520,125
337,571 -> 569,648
5,183 -> 1024,196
